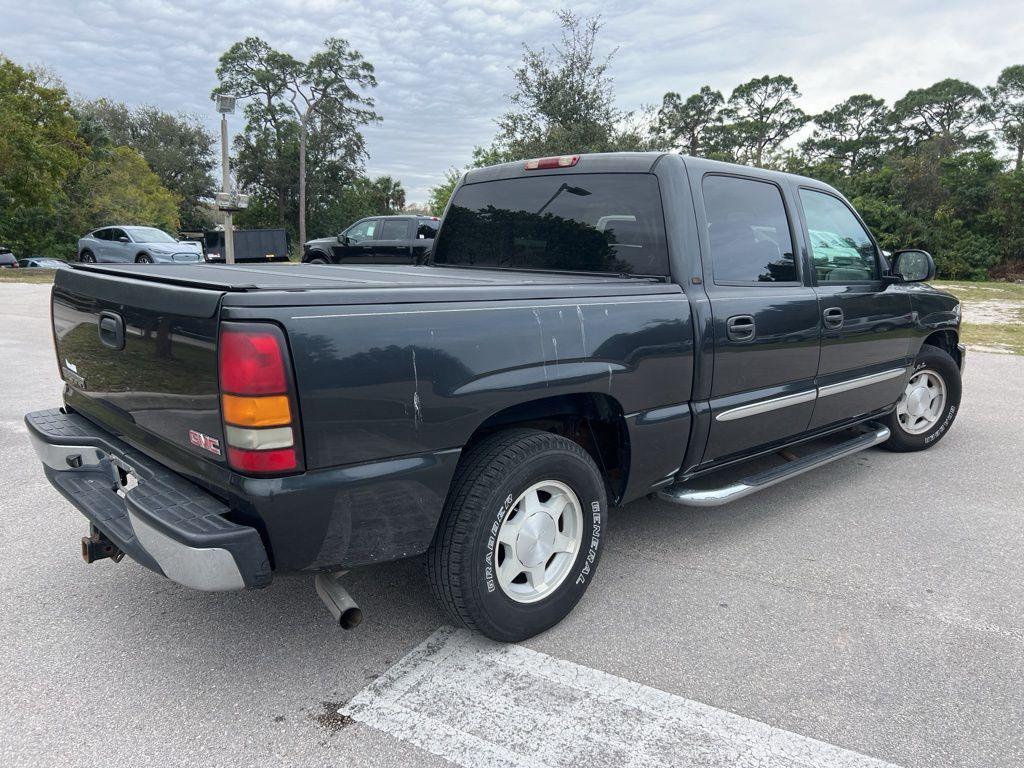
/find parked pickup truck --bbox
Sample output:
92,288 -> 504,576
26,153 -> 964,642
302,215 -> 439,265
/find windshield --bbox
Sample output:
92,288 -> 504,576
432,173 -> 669,276
124,227 -> 176,244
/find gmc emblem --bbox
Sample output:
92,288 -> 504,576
189,430 -> 222,456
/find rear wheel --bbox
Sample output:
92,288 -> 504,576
79,251 -> 95,263
427,429 -> 607,642
882,345 -> 961,452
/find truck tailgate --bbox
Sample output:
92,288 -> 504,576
52,267 -> 227,467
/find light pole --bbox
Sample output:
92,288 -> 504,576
215,94 -> 237,265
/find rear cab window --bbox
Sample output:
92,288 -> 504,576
432,173 -> 669,276
702,175 -> 798,284
416,220 -> 439,239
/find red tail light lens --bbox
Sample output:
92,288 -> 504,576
219,328 -> 288,395
227,447 -> 297,473
218,322 -> 302,475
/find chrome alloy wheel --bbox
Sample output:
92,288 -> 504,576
494,480 -> 584,604
896,369 -> 947,435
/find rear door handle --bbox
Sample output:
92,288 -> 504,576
823,307 -> 844,329
726,314 -> 756,342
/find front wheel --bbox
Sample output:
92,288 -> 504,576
427,429 -> 607,642
882,345 -> 962,452
136,254 -> 153,264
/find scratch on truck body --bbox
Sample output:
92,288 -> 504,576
532,309 -> 549,386
411,348 -> 422,427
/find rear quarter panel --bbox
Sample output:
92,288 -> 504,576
226,291 -> 694,481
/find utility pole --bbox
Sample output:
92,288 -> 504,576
215,94 -> 237,264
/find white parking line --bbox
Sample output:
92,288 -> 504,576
341,627 -> 902,768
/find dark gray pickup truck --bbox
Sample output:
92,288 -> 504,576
27,152 -> 964,641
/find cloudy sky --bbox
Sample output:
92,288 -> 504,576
2,0 -> 1021,202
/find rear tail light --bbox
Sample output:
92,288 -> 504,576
218,322 -> 303,475
524,155 -> 580,170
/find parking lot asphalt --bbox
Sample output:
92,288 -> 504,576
1,281 -> 1022,767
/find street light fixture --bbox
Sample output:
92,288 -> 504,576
213,94 -> 239,264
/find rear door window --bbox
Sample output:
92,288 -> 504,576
417,220 -> 439,239
433,173 -> 669,276
702,175 -> 798,284
380,219 -> 411,240
94,229 -> 111,241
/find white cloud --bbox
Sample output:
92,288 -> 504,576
1,0 -> 1021,209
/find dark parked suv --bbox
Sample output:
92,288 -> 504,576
303,215 -> 439,264
26,152 -> 964,642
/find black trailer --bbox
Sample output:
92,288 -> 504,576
181,229 -> 291,263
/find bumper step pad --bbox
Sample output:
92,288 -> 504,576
26,408 -> 271,590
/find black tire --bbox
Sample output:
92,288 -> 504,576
136,254 -> 153,264
79,251 -> 95,263
307,256 -> 329,264
881,344 -> 962,452
427,428 -> 607,642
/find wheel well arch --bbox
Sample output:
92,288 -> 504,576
135,251 -> 149,261
464,393 -> 631,503
307,249 -> 330,262
922,329 -> 962,367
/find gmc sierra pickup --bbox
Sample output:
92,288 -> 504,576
27,152 -> 964,641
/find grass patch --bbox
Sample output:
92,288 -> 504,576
0,269 -> 57,284
959,323 -> 1024,355
932,280 -> 1024,303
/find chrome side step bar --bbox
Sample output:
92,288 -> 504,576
658,426 -> 890,507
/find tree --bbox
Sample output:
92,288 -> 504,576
801,94 -> 890,174
721,75 -> 808,166
427,169 -> 462,215
652,86 -> 724,156
76,99 -> 217,228
69,146 -> 180,235
483,11 -> 641,162
0,57 -> 87,215
987,65 -> 1024,170
890,78 -> 989,154
214,36 -> 379,244
0,58 -> 90,257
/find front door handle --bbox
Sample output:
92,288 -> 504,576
726,314 -> 756,342
823,307 -> 844,329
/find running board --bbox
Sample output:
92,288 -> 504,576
658,426 -> 891,507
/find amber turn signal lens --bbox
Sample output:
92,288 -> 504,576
222,394 -> 291,428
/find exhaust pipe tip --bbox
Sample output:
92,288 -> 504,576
315,572 -> 363,630
339,606 -> 363,630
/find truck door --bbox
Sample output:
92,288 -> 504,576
333,218 -> 381,263
793,187 -> 913,429
377,218 -> 414,263
698,173 -> 821,464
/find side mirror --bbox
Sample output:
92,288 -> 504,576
118,236 -> 129,244
892,249 -> 935,282
337,234 -> 350,245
